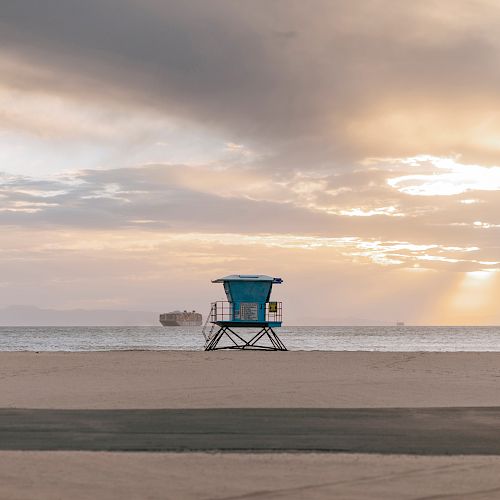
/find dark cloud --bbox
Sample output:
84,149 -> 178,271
2,1 -> 500,165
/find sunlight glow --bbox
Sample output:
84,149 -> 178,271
473,221 -> 500,229
387,155 -> 500,196
466,270 -> 497,281
435,269 -> 500,324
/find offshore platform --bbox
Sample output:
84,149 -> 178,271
203,274 -> 286,351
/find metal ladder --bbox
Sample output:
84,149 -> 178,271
202,304 -> 216,347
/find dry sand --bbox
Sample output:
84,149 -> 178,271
2,452 -> 500,500
0,351 -> 499,409
2,351 -> 500,499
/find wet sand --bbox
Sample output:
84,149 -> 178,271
1,407 -> 500,454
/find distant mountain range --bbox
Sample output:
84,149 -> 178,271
0,306 -> 159,326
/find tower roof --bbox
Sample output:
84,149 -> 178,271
212,274 -> 283,284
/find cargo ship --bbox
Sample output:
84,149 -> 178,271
159,310 -> 202,326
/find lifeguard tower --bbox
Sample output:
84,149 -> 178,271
203,274 -> 287,351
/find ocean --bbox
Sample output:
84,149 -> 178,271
1,325 -> 500,351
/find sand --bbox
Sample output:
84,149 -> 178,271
0,351 -> 500,408
1,351 -> 500,499
2,452 -> 500,500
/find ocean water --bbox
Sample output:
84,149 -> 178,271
0,325 -> 500,352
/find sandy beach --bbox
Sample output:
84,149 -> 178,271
2,351 -> 500,409
2,452 -> 500,500
1,351 -> 500,499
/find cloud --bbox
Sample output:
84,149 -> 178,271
386,155 -> 500,196
1,2 -> 500,322
3,1 -> 500,165
1,162 -> 499,275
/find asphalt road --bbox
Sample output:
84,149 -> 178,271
1,408 -> 499,454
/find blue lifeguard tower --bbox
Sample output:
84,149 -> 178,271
203,274 -> 287,351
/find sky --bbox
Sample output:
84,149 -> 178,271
1,0 -> 499,325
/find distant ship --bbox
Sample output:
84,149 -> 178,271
159,310 -> 202,326
396,321 -> 405,326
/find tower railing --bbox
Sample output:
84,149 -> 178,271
265,301 -> 282,324
208,301 -> 282,324
209,301 -> 233,323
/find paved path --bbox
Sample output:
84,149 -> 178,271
1,407 -> 500,454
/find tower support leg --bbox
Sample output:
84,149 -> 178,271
204,326 -> 287,351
